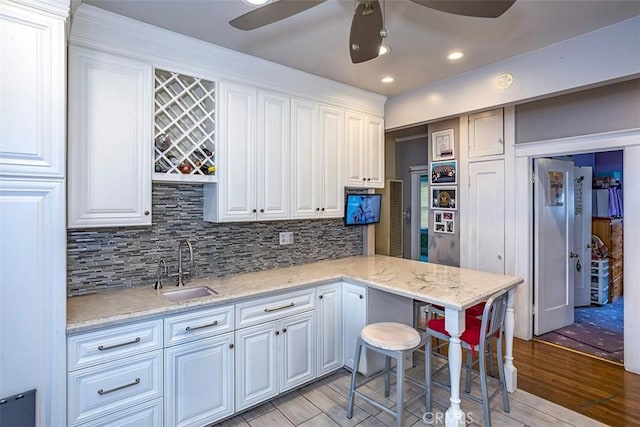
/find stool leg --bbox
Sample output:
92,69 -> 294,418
384,356 -> 392,397
488,341 -> 495,377
497,335 -> 510,413
395,351 -> 405,427
425,335 -> 432,415
347,338 -> 364,419
478,342 -> 491,427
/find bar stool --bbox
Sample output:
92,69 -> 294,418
424,289 -> 510,427
346,322 -> 423,427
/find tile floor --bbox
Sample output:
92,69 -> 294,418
215,354 -> 606,427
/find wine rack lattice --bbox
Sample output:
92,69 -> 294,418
153,69 -> 216,182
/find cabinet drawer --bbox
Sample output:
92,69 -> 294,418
236,288 -> 315,328
68,351 -> 163,425
164,305 -> 234,346
75,398 -> 163,427
68,319 -> 163,371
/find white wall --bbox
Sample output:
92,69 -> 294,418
385,17 -> 640,130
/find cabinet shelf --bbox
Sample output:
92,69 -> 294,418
153,69 -> 216,182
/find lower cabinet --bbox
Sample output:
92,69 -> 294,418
235,311 -> 316,411
164,333 -> 234,427
342,282 -> 367,371
76,398 -> 163,427
317,282 -> 343,376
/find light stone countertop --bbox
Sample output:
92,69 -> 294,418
67,255 -> 523,334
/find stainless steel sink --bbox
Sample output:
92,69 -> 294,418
163,286 -> 217,302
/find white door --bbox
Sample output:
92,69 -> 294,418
467,160 -> 505,273
410,166 -> 430,262
319,105 -> 344,217
317,283 -> 343,376
235,322 -> 278,411
280,312 -> 316,392
574,166 -> 593,307
366,115 -> 385,188
290,98 -> 319,218
344,112 -> 365,187
468,108 -> 504,158
164,333 -> 234,426
534,158 -> 575,335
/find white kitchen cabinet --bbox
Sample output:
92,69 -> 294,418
67,46 -> 153,228
291,100 -> 345,218
204,82 -> 289,222
468,108 -> 504,158
345,111 -> 384,188
0,4 -> 67,426
235,311 -> 316,411
163,305 -> 235,427
317,282 -> 343,376
77,398 -> 163,427
164,333 -> 234,427
342,282 -> 367,371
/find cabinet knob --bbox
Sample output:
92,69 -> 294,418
252,209 -> 257,213
362,178 -> 366,181
316,208 -> 320,211
144,211 -> 150,216
321,208 -> 325,211
319,295 -> 323,299
282,328 -> 287,333
359,294 -> 364,299
275,330 -> 280,336
367,178 -> 371,181
229,343 -> 234,349
260,209 -> 264,213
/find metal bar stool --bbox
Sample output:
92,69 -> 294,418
424,290 -> 510,427
346,322 -> 423,427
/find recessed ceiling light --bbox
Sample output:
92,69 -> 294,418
447,51 -> 464,60
245,0 -> 269,5
378,45 -> 391,56
381,76 -> 394,83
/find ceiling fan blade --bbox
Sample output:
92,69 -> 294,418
410,0 -> 516,18
229,0 -> 327,31
349,0 -> 383,64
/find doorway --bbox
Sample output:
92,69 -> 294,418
533,150 -> 624,364
410,166 -> 429,261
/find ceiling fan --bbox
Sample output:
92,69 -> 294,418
229,0 -> 516,64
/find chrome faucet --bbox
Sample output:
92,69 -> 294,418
176,240 -> 194,286
155,259 -> 168,289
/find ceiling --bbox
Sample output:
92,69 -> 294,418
82,0 -> 640,97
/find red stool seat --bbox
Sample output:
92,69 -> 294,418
466,302 -> 486,318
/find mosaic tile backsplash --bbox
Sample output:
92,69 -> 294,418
67,184 -> 364,296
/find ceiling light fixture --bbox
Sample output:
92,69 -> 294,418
378,44 -> 391,56
244,0 -> 269,5
447,51 -> 465,60
381,76 -> 394,83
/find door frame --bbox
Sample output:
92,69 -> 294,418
409,165 -> 429,260
512,128 -> 639,373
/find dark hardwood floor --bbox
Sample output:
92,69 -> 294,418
513,338 -> 640,427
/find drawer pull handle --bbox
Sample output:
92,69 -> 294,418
185,321 -> 219,331
264,302 -> 295,313
97,378 -> 140,395
98,337 -> 141,351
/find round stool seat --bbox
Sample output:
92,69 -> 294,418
360,322 -> 421,351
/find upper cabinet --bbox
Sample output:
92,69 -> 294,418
204,82 -> 290,222
290,100 -> 344,219
0,3 -> 66,178
67,47 -> 153,228
345,112 -> 384,188
468,108 -> 504,158
153,69 -> 216,183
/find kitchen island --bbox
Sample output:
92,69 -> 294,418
68,255 -> 523,427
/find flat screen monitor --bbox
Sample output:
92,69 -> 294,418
344,193 -> 382,226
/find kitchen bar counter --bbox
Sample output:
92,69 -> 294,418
68,255 -> 523,427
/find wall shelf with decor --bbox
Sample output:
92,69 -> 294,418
153,69 -> 217,183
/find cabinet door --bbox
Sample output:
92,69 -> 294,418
280,311 -> 316,393
0,180 -> 66,426
164,334 -> 234,427
291,98 -> 320,218
257,91 -> 290,220
468,108 -> 504,158
342,283 -> 367,371
317,283 -> 343,376
365,116 -> 385,188
345,112 -> 366,187
319,106 -> 345,217
0,4 -> 65,178
235,322 -> 278,411
217,82 -> 257,222
68,47 -> 152,228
